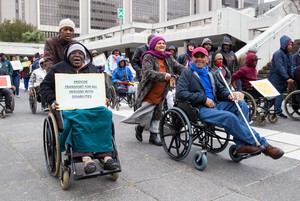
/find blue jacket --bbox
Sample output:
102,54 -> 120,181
269,35 -> 293,93
176,67 -> 230,107
112,58 -> 134,83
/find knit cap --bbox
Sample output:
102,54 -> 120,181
149,36 -> 166,50
59,18 -> 75,31
214,53 -> 223,61
67,43 -> 86,58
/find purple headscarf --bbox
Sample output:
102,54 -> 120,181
141,36 -> 171,61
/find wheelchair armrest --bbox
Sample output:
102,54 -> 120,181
174,100 -> 199,122
53,110 -> 64,132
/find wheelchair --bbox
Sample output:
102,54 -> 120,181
0,88 -> 15,118
241,88 -> 278,126
43,109 -> 121,190
28,87 -> 43,114
159,100 -> 259,171
284,84 -> 300,120
108,81 -> 136,111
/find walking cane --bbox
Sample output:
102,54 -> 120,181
218,68 -> 261,146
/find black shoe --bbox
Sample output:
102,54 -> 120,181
277,113 -> 287,119
84,161 -> 97,174
149,133 -> 162,146
103,159 -> 119,170
135,125 -> 143,142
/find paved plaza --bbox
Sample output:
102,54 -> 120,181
0,89 -> 300,201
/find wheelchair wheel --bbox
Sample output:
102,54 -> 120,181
241,91 -> 257,121
267,113 -> 278,124
193,151 -> 207,171
29,88 -> 37,114
127,93 -> 135,108
1,109 -> 6,118
60,168 -> 70,190
229,145 -> 243,162
205,126 -> 230,154
111,173 -> 119,181
284,90 -> 300,120
159,107 -> 192,161
108,86 -> 117,109
43,112 -> 61,177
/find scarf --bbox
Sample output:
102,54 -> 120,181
190,62 -> 215,102
141,50 -> 171,61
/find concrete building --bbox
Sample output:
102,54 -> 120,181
0,0 -> 274,37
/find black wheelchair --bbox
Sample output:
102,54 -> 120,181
28,87 -> 44,114
43,109 -> 121,190
241,88 -> 278,126
284,84 -> 300,120
0,88 -> 15,118
159,100 -> 259,171
108,81 -> 136,111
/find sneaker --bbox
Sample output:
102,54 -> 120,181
103,159 -> 119,170
277,113 -> 287,119
16,95 -> 20,98
84,161 -> 97,174
263,144 -> 284,159
236,145 -> 263,155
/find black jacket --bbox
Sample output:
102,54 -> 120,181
40,43 -> 97,105
131,44 -> 148,81
177,53 -> 190,66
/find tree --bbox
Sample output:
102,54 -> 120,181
22,30 -> 45,43
0,19 -> 45,43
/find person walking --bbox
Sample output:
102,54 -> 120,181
44,18 -> 76,72
122,36 -> 184,146
10,56 -> 21,97
269,35 -> 294,118
131,34 -> 156,81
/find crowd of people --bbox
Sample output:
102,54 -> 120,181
2,18 -> 300,174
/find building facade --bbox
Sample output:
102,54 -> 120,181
0,0 -> 276,38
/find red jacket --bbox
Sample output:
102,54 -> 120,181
231,53 -> 258,89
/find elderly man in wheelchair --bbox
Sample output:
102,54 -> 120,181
176,47 -> 284,160
0,69 -> 15,114
40,42 -> 120,178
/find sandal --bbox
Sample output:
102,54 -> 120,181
84,161 -> 97,174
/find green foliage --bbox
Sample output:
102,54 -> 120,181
0,19 -> 45,43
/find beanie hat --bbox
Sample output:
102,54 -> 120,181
23,56 -> 29,61
168,45 -> 176,51
91,50 -> 98,55
67,43 -> 86,58
59,18 -> 75,31
214,53 -> 223,61
0,53 -> 5,57
248,47 -> 258,53
39,58 -> 45,65
34,52 -> 40,58
149,36 -> 166,50
187,41 -> 196,48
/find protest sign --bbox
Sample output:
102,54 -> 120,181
55,73 -> 106,110
93,53 -> 107,66
250,79 -> 280,98
10,60 -> 23,70
0,75 -> 12,88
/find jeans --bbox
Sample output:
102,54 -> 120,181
23,77 -> 29,91
198,100 -> 268,148
270,93 -> 284,115
12,75 -> 20,95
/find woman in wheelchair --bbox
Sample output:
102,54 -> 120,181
29,58 -> 48,111
112,57 -> 135,94
40,42 -> 119,174
176,47 -> 284,159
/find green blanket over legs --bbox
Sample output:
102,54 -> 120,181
59,106 -> 114,153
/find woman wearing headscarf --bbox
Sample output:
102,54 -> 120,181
122,36 -> 184,146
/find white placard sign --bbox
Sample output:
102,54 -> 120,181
10,60 -> 23,70
55,73 -> 106,110
0,75 -> 12,88
250,79 -> 280,98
